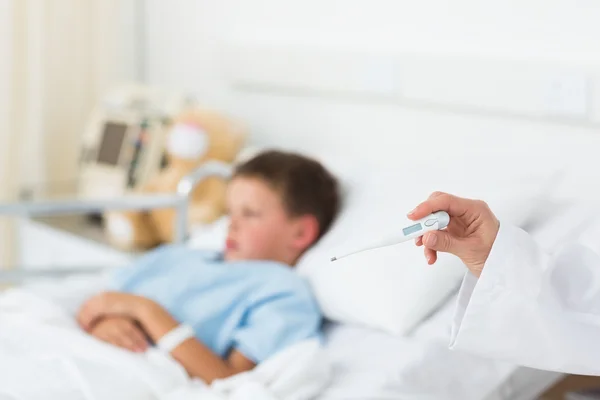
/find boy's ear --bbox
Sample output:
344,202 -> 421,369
293,215 -> 320,251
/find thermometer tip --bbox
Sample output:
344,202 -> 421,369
330,257 -> 337,262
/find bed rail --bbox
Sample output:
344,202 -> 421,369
0,160 -> 233,243
174,160 -> 233,243
0,160 -> 233,283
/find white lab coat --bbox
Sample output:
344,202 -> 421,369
450,203 -> 600,375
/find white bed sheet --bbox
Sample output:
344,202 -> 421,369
317,293 -> 563,400
17,274 -> 563,400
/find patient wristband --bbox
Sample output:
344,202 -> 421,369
156,324 -> 195,353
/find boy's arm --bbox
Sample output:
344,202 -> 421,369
77,292 -> 255,383
136,301 -> 256,382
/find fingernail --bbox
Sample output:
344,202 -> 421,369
426,255 -> 432,264
425,234 -> 437,247
407,208 -> 416,216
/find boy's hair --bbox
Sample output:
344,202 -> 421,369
233,150 -> 340,243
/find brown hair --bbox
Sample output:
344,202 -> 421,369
233,150 -> 340,243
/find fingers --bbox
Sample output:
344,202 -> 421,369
109,322 -> 147,352
416,235 -> 437,264
80,310 -> 103,331
116,325 -> 138,350
422,230 -> 463,256
77,293 -> 108,330
123,323 -> 148,352
416,235 -> 442,265
90,318 -> 148,352
77,303 -> 96,331
424,246 -> 437,265
407,191 -> 472,221
110,330 -> 133,350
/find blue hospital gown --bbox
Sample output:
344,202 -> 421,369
108,245 -> 322,363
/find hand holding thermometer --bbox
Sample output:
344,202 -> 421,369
330,211 -> 450,262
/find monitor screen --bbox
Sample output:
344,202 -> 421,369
97,122 -> 128,166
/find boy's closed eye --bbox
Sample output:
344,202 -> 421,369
242,207 -> 261,218
225,206 -> 261,218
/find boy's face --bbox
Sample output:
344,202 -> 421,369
224,177 -> 318,265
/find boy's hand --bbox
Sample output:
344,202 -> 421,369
77,291 -> 153,330
90,316 -> 148,352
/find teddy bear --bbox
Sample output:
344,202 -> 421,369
103,107 -> 246,250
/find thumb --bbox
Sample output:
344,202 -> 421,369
423,231 -> 463,256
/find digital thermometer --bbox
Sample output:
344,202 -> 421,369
330,211 -> 450,262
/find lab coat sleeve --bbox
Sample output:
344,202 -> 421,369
450,222 -> 600,375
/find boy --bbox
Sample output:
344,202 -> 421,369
76,150 -> 340,384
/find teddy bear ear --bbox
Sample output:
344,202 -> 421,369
166,123 -> 209,160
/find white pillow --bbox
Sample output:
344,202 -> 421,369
297,154 -> 560,336
188,216 -> 229,251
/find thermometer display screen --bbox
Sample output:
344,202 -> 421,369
403,223 -> 422,236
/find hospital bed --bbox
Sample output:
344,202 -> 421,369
0,159 -> 565,400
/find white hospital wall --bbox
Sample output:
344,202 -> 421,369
142,0 -> 600,163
